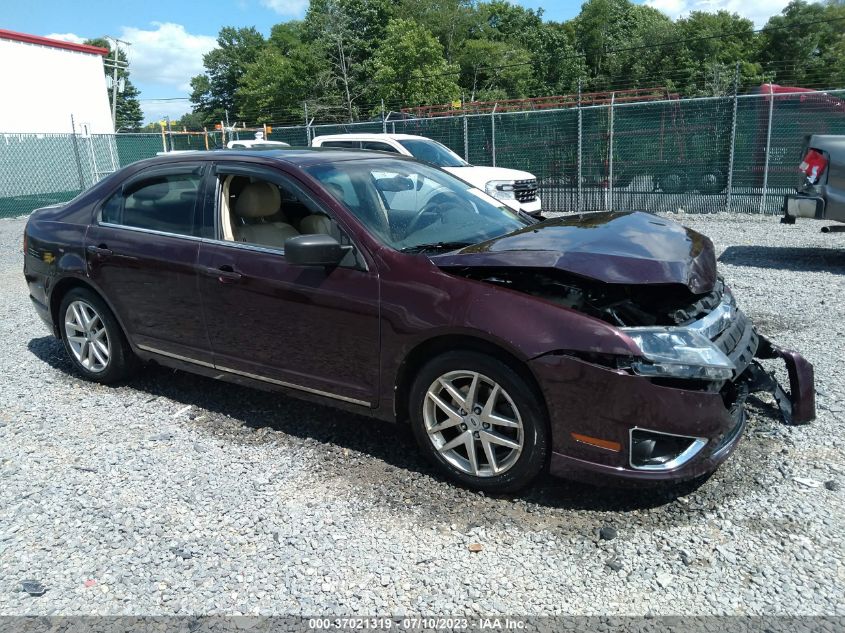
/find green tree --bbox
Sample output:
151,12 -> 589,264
482,0 -> 544,42
528,21 -> 586,95
174,111 -> 206,130
370,18 -> 461,106
573,0 -> 677,90
238,40 -> 329,123
457,38 -> 533,101
399,0 -> 482,62
85,38 -> 143,130
671,11 -> 764,94
190,27 -> 265,124
303,0 -> 395,120
759,0 -> 845,88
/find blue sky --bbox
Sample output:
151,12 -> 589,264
5,0 -> 788,123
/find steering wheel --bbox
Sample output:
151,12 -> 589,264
403,192 -> 466,238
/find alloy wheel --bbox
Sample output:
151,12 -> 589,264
64,300 -> 111,373
423,370 -> 524,477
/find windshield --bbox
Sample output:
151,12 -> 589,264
305,158 -> 527,252
398,139 -> 468,168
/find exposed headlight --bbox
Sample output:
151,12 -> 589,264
621,327 -> 735,381
485,180 -> 516,201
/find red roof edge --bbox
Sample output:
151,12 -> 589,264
0,29 -> 110,56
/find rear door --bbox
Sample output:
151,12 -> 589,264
86,162 -> 214,363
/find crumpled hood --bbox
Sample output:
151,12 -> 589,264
431,211 -> 717,294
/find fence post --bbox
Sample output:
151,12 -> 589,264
381,100 -> 387,134
304,102 -> 310,145
491,104 -> 497,167
69,115 -> 86,190
608,92 -> 615,211
463,114 -> 469,162
725,62 -> 740,212
577,81 -> 583,212
759,83 -> 775,214
166,116 -> 173,152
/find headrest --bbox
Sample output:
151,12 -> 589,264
132,181 -> 170,201
300,214 -> 333,235
234,182 -> 281,218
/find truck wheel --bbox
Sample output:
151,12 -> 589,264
698,170 -> 726,194
659,173 -> 687,194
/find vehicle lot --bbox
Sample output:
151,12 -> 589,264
0,212 -> 843,616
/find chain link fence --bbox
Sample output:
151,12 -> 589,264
4,88 -> 845,218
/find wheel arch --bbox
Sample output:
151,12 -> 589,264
49,277 -> 129,344
393,334 -> 547,425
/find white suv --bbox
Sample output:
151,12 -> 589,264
311,133 -> 541,215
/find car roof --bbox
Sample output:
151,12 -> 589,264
135,148 -> 420,170
312,133 -> 429,142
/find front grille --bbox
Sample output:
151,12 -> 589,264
712,310 -> 758,377
513,179 -> 537,203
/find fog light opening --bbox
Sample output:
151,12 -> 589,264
629,428 -> 707,471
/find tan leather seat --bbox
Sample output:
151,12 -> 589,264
233,182 -> 299,248
300,214 -> 333,236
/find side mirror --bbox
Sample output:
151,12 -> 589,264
375,175 -> 414,192
284,234 -> 351,267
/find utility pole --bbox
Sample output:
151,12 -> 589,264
104,36 -> 131,130
166,116 -> 173,152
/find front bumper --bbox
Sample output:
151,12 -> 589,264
529,334 -> 814,485
783,193 -> 825,222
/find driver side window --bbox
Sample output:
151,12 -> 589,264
216,169 -> 357,265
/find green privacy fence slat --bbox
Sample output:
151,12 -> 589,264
3,89 -> 845,218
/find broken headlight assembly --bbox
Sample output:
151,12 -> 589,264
621,327 -> 735,381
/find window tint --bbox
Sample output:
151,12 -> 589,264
102,171 -> 205,237
361,141 -> 399,153
398,139 -> 468,167
320,140 -> 360,149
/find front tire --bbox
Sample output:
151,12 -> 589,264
409,351 -> 549,493
59,288 -> 137,384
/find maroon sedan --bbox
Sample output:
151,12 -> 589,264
23,150 -> 815,492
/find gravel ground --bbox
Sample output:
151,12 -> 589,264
0,211 -> 843,616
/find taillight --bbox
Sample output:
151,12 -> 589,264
799,148 -> 827,184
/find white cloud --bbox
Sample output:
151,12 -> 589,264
118,22 -> 216,93
44,32 -> 86,44
644,0 -> 792,27
260,0 -> 309,16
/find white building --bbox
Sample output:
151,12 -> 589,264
0,29 -> 113,134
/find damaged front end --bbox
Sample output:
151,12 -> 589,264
457,267 -> 814,427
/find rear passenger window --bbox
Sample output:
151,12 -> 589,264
361,141 -> 399,153
321,141 -> 361,149
101,171 -> 205,237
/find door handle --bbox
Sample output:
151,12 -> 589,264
201,265 -> 243,283
86,244 -> 113,259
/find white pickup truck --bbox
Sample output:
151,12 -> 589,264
310,133 -> 541,216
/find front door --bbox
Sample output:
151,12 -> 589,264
86,163 -> 213,363
196,163 -> 380,406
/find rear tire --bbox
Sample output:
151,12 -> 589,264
659,172 -> 688,194
697,170 -> 726,195
59,288 -> 137,384
409,351 -> 548,493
